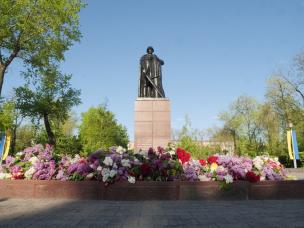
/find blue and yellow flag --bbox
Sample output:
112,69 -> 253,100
287,129 -> 300,160
2,131 -> 11,161
291,130 -> 300,160
287,130 -> 294,160
0,133 -> 6,160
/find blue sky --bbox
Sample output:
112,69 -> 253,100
3,0 -> 304,140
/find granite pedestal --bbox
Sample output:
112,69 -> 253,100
134,98 -> 171,151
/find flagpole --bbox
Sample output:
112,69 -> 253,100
289,123 -> 297,169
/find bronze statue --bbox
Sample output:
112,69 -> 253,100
139,47 -> 165,98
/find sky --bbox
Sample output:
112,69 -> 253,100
3,0 -> 304,140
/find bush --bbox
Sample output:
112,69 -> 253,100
177,136 -> 221,159
278,155 -> 303,168
79,105 -> 129,154
54,135 -> 82,156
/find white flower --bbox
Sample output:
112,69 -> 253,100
16,152 -> 23,156
101,168 -> 116,180
216,165 -> 226,173
72,154 -> 81,163
103,156 -> 113,166
29,156 -> 39,165
110,169 -> 117,178
89,164 -> 94,169
116,146 -> 126,154
97,166 -> 102,171
0,173 -> 12,180
253,156 -> 264,171
102,168 -> 110,176
24,167 -> 36,179
86,173 -> 94,179
134,150 -> 148,157
102,168 -> 110,182
224,174 -> 233,184
127,176 -> 135,184
121,159 -> 131,168
168,150 -> 176,156
198,175 -> 211,181
102,175 -> 109,182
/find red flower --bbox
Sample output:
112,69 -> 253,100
207,156 -> 218,164
140,164 -> 150,176
246,171 -> 260,183
199,159 -> 206,166
176,148 -> 191,164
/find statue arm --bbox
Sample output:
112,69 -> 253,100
155,55 -> 164,65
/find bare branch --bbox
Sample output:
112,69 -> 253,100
282,75 -> 304,106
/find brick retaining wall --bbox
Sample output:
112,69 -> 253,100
0,180 -> 303,200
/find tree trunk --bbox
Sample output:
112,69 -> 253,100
232,129 -> 238,155
10,124 -> 17,155
43,113 -> 56,146
0,66 -> 5,97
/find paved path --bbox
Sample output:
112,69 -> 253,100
0,199 -> 304,227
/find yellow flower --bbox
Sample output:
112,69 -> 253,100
210,163 -> 218,172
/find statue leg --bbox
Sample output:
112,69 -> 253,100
154,77 -> 159,98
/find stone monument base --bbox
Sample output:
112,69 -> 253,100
134,98 -> 171,151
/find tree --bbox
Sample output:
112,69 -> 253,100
281,52 -> 304,106
14,124 -> 36,153
15,66 -> 81,146
173,116 -> 221,159
266,75 -> 298,126
79,105 -> 129,154
218,95 -> 264,156
266,74 -> 304,154
0,99 -> 14,131
0,0 -> 85,96
256,103 -> 282,155
59,111 -> 78,137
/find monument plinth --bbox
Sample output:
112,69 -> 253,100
134,98 -> 171,151
135,47 -> 170,151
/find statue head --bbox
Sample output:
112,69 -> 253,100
146,46 -> 154,54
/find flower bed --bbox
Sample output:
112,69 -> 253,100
0,145 -> 287,186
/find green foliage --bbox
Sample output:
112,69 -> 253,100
216,53 -> 304,158
0,100 -> 14,131
175,116 -> 221,159
218,95 -> 263,156
178,135 -> 220,159
0,0 -> 85,95
59,112 -> 78,137
14,124 -> 35,153
55,135 -> 82,156
14,66 -> 81,145
15,67 -> 81,123
79,105 -> 129,154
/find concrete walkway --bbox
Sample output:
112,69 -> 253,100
286,168 -> 304,180
0,199 -> 303,227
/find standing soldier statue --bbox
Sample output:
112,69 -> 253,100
139,47 -> 165,98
